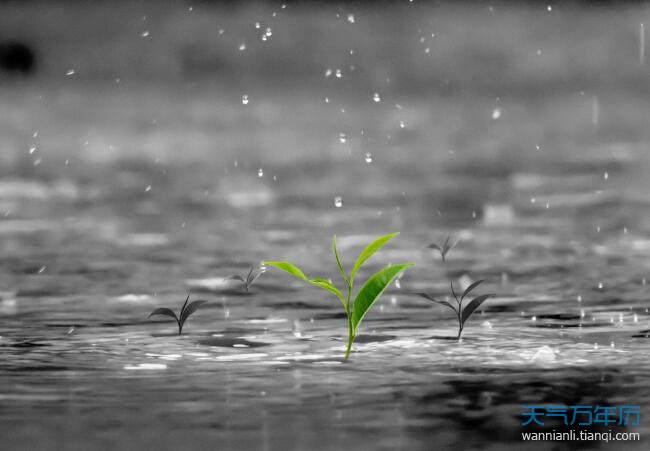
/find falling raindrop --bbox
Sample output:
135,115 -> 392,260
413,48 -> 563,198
141,30 -> 150,37
241,94 -> 249,105
257,168 -> 264,177
238,42 -> 246,51
145,185 -> 152,192
324,68 -> 332,78
265,27 -> 272,37
364,152 -> 373,163
598,281 -> 604,290
640,23 -> 646,64
335,69 -> 342,78
334,196 -> 343,208
399,120 -> 405,128
347,14 -> 355,23
29,146 -> 37,154
339,133 -> 347,143
491,108 -> 501,119
66,69 -> 75,76
372,92 -> 381,103
603,171 -> 609,180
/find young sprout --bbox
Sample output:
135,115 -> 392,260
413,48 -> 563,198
148,292 -> 207,335
427,235 -> 457,262
264,232 -> 414,359
226,265 -> 267,292
414,280 -> 494,340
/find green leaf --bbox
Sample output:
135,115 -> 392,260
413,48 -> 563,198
332,235 -> 348,284
349,232 -> 400,282
180,300 -> 208,326
351,263 -> 414,333
263,261 -> 309,281
148,308 -> 178,322
310,278 -> 345,304
264,261 -> 345,305
460,294 -> 494,326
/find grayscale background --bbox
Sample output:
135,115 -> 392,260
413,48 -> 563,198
1,1 -> 649,450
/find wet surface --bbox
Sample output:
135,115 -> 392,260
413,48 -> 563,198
3,3 -> 650,450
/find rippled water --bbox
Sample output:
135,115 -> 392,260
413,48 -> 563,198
3,3 -> 650,448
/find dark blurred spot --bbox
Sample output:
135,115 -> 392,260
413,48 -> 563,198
0,41 -> 36,75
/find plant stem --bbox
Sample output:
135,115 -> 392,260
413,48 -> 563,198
178,321 -> 182,335
344,281 -> 354,359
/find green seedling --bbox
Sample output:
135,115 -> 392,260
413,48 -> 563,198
427,236 -> 457,262
226,265 -> 266,292
264,232 -> 414,359
148,292 -> 207,335
414,280 -> 494,340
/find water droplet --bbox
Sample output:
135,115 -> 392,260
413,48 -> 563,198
255,22 -> 260,29
141,30 -> 150,37
257,168 -> 264,177
241,94 -> 249,105
238,42 -> 246,51
364,152 -> 372,163
334,196 -> 343,208
347,14 -> 355,23
598,281 -> 604,290
335,69 -> 342,78
324,68 -> 332,78
145,185 -> 152,192
547,5 -> 552,11
424,47 -> 431,54
372,92 -> 381,103
38,266 -> 47,274
603,171 -> 609,180
29,146 -> 37,154
491,108 -> 501,119
577,295 -> 582,302
339,133 -> 347,143
265,27 -> 272,37
580,309 -> 585,318
33,158 -> 42,166
531,316 -> 537,322
399,120 -> 406,128
65,69 -> 75,76
394,279 -> 401,289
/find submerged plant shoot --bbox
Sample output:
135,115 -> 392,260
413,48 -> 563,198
148,292 -> 208,335
265,232 -> 414,359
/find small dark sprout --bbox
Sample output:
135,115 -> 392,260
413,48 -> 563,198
148,292 -> 208,335
414,279 -> 494,341
427,236 -> 457,262
226,265 -> 267,292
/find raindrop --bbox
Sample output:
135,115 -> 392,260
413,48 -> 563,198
335,69 -> 342,78
66,69 -> 75,76
334,196 -> 343,208
547,5 -> 552,11
29,146 -> 37,154
339,133 -> 347,143
399,120 -> 406,128
265,27 -> 272,37
241,94 -> 249,105
238,42 -> 246,51
325,68 -> 332,78
372,92 -> 381,103
394,279 -> 401,289
364,152 -> 372,163
145,185 -> 152,192
598,281 -> 604,290
257,168 -> 264,177
141,30 -> 150,37
255,22 -> 260,29
603,171 -> 609,180
531,316 -> 537,322
347,14 -> 355,23
491,108 -> 501,119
